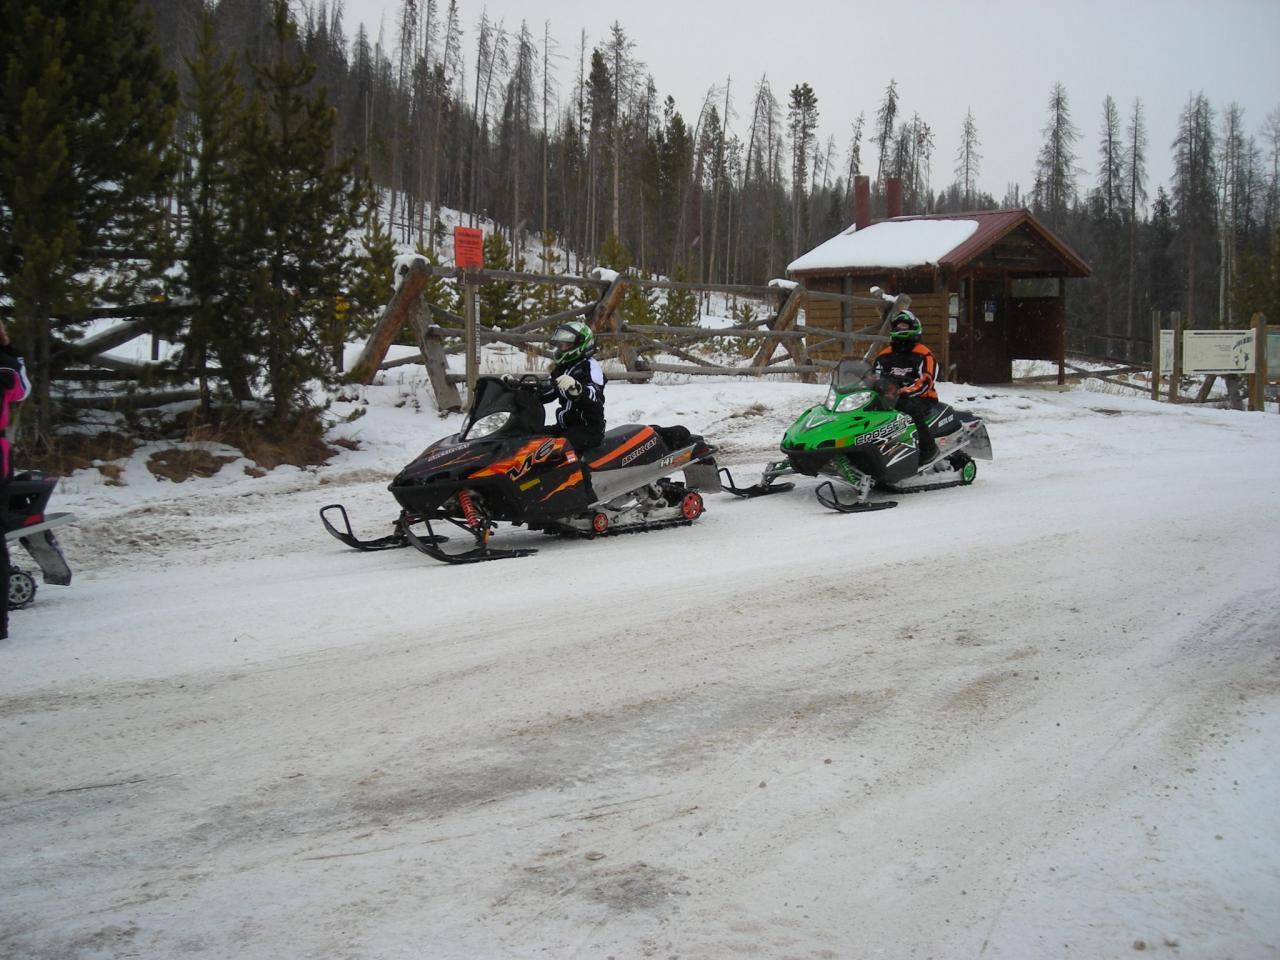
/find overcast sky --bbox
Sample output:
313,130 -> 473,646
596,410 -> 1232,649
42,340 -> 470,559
340,0 -> 1280,210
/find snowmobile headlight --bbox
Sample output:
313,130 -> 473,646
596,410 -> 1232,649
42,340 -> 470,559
465,412 -> 511,439
834,392 -> 873,413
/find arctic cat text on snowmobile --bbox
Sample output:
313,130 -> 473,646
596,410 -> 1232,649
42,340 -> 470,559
321,374 -> 721,563
721,358 -> 992,512
5,471 -> 76,610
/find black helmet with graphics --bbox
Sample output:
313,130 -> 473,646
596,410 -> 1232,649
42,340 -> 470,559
889,309 -> 922,350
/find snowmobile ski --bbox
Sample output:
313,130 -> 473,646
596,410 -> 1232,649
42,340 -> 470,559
319,504 -> 447,552
814,481 -> 898,513
402,517 -> 536,564
718,467 -> 795,499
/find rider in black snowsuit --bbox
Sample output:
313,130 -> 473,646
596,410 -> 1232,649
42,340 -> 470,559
539,320 -> 606,455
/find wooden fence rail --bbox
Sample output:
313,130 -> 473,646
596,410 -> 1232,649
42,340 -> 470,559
353,260 -> 906,410
37,263 -> 916,415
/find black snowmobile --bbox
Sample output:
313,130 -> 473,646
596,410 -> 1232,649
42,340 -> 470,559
321,374 -> 721,563
5,471 -> 75,610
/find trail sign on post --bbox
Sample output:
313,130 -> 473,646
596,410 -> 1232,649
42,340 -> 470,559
453,227 -> 484,396
454,227 -> 484,269
463,274 -> 479,397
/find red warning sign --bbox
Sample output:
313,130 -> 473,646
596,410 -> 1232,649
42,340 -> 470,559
454,226 -> 484,269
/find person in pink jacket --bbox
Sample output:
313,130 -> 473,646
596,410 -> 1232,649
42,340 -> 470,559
0,320 -> 32,640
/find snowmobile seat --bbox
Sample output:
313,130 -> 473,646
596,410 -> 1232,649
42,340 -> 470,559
3,471 -> 56,533
924,401 -> 962,438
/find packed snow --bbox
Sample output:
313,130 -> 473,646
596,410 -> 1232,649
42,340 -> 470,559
2,362 -> 1279,959
788,218 -> 979,273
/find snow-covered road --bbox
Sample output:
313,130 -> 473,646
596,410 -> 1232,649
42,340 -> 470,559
3,378 -> 1279,959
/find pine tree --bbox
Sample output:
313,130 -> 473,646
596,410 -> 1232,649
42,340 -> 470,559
348,205 -> 398,339
955,109 -> 981,209
1097,96 -> 1125,222
1031,82 -> 1080,230
235,0 -> 366,423
179,13 -> 254,405
873,79 -> 899,190
585,48 -> 613,258
1147,186 -> 1178,314
0,0 -> 178,435
1125,98 -> 1149,330
411,243 -> 459,320
787,82 -> 818,259
478,231 -> 520,327
1171,92 -> 1217,326
659,265 -> 697,327
605,22 -> 636,242
1217,103 -> 1248,326
531,232 -> 574,319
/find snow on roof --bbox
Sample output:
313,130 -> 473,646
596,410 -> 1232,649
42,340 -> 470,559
787,218 -> 980,274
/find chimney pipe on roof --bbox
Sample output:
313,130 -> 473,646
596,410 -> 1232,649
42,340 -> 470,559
886,177 -> 903,219
854,175 -> 871,231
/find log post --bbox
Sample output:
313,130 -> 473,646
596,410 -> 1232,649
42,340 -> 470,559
1150,310 -> 1162,401
463,271 -> 479,397
1249,311 -> 1266,412
751,286 -> 805,372
591,276 -> 632,369
410,302 -> 463,413
1168,310 -> 1182,403
349,257 -> 432,384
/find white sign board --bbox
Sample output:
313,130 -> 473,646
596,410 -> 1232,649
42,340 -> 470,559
1159,329 -> 1256,375
1181,330 -> 1255,375
1159,329 -> 1173,374
1270,332 -> 1280,380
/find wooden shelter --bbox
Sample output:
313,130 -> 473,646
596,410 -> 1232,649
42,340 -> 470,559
788,181 -> 1091,383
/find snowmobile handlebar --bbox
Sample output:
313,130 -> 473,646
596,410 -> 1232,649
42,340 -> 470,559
498,373 -> 551,392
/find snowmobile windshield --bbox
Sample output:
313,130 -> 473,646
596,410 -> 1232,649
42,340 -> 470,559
831,359 -> 874,392
461,377 -> 546,440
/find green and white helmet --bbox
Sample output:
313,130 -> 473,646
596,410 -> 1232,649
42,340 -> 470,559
550,320 -> 596,365
889,309 -> 923,349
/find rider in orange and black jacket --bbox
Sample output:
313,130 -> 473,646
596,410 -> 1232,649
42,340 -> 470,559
872,310 -> 940,464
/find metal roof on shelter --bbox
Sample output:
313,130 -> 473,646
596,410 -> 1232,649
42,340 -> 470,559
788,209 -> 1091,278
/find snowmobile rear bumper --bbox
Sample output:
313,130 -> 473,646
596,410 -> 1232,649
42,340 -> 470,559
5,513 -> 76,585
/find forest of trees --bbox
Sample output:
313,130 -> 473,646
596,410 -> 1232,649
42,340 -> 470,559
139,0 -> 1280,338
2,0 -> 1278,436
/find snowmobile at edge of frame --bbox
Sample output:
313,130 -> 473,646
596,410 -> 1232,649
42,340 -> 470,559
719,357 -> 993,513
5,471 -> 76,610
320,373 -> 722,564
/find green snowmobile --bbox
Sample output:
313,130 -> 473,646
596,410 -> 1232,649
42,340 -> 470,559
721,358 -> 993,512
